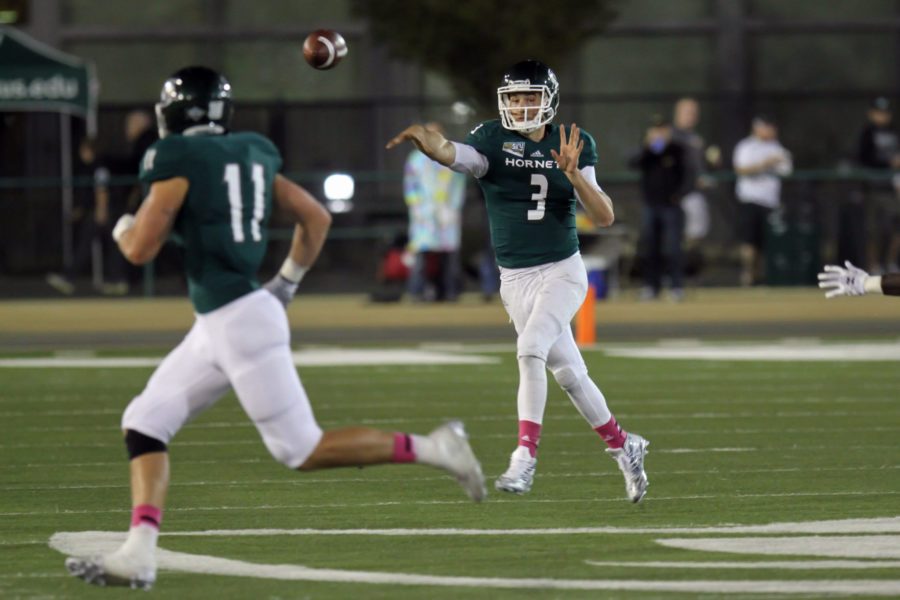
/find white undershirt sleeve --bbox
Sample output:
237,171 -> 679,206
573,165 -> 604,204
449,141 -> 489,178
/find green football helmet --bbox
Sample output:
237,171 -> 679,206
154,66 -> 234,138
497,60 -> 559,133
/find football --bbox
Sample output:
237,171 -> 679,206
303,29 -> 348,70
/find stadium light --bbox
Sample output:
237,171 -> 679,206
323,172 -> 354,213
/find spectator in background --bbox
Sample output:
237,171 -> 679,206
403,121 -> 467,301
45,137 -> 112,295
671,97 -> 719,275
125,110 -> 158,171
369,232 -> 411,303
629,114 -> 688,301
102,110 -> 159,295
733,115 -> 793,286
856,96 -> 900,274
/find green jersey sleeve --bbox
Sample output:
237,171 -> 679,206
139,136 -> 190,184
464,121 -> 493,156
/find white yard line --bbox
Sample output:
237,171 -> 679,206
4,464 -> 897,492
585,559 -> 900,569
47,523 -> 900,596
0,348 -> 499,369
658,536 -> 900,559
600,341 -> 900,361
5,492 -> 899,518
156,516 -> 900,536
3,340 -> 900,370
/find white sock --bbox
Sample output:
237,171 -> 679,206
117,523 -> 158,560
409,433 -> 441,467
517,355 -> 547,424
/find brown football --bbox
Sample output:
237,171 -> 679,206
303,29 -> 348,70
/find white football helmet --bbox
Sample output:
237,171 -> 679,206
497,60 -> 560,133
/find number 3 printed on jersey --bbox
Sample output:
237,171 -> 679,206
223,163 -> 266,242
528,173 -> 547,221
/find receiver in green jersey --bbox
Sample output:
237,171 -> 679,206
139,132 -> 282,313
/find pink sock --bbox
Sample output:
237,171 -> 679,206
131,504 -> 162,530
595,415 -> 627,449
391,432 -> 416,463
518,420 -> 542,458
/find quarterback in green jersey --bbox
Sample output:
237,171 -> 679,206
65,66 -> 485,591
389,60 -> 649,502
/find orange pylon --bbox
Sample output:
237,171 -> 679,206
575,283 -> 596,347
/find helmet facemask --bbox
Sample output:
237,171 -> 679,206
498,81 -> 556,133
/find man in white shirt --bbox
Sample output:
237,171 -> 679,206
732,115 -> 793,286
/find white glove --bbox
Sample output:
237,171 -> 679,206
112,213 -> 135,243
817,261 -> 869,298
263,274 -> 299,307
263,258 -> 307,307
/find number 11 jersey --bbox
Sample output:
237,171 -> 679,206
464,120 -> 598,269
139,132 -> 282,313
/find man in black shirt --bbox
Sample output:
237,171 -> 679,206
45,138 -> 112,295
629,115 -> 687,301
856,96 -> 900,273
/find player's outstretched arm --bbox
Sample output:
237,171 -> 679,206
386,125 -> 457,167
264,174 -> 333,307
113,177 -> 188,265
817,261 -> 888,298
883,273 -> 900,296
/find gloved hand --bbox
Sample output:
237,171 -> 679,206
263,274 -> 299,308
817,261 -> 869,298
112,213 -> 136,243
263,258 -> 307,307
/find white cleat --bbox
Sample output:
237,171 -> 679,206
495,445 -> 537,494
65,551 -> 156,590
607,433 -> 649,503
429,420 -> 487,502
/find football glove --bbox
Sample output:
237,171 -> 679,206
263,274 -> 299,307
112,213 -> 135,243
817,261 -> 869,298
263,258 -> 307,307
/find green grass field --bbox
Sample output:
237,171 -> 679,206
2,343 -> 899,599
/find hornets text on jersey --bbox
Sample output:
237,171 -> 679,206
464,119 -> 598,268
139,132 -> 283,313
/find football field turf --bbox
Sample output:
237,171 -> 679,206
1,342 -> 898,598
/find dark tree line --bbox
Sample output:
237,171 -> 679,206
351,0 -> 621,115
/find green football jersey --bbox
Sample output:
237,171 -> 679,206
464,120 -> 598,268
139,132 -> 283,313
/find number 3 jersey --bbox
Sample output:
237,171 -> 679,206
464,119 -> 598,269
139,132 -> 282,313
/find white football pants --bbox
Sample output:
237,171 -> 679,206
499,252 -> 612,428
122,289 -> 323,468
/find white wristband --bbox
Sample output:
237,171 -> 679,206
112,214 -> 135,243
279,258 -> 308,284
864,275 -> 883,295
